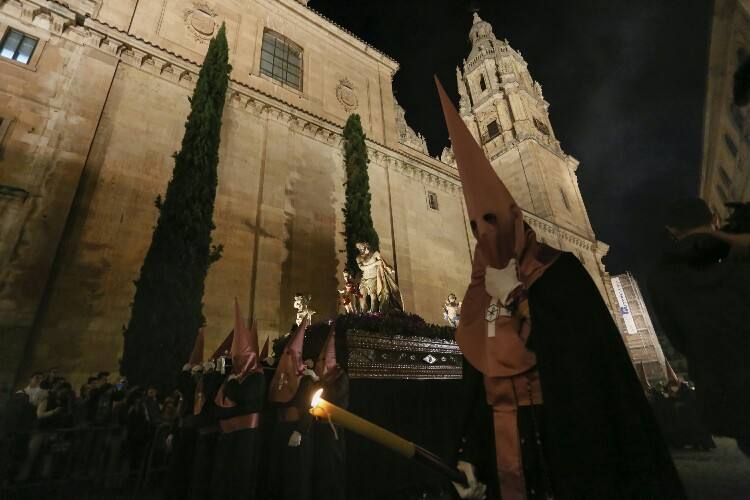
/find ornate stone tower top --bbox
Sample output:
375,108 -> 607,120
456,14 -> 560,155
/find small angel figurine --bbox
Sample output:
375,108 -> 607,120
443,293 -> 462,327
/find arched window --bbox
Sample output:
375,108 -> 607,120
479,75 -> 487,91
260,30 -> 303,90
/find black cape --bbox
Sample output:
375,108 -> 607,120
189,370 -> 224,500
312,371 -> 349,500
455,253 -> 686,500
211,372 -> 266,500
268,376 -> 316,500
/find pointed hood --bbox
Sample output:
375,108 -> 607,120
435,75 -> 525,270
188,328 -> 205,366
269,317 -> 308,403
314,326 -> 341,381
212,330 -> 234,360
435,76 -> 558,377
231,297 -> 260,376
259,336 -> 270,362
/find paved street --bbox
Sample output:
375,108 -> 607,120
674,437 -> 750,499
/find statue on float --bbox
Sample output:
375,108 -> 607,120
338,270 -> 362,314
355,241 -> 403,313
443,293 -> 462,327
293,293 -> 315,327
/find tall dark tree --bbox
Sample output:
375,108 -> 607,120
121,24 -> 231,390
342,114 -> 379,275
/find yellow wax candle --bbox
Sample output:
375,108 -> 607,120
309,388 -> 415,458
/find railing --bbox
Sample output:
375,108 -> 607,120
0,424 -> 173,500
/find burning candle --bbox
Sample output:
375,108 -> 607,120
309,388 -> 466,485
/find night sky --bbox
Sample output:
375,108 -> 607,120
312,0 -> 712,283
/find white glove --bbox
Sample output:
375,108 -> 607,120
202,360 -> 215,372
191,365 -> 203,375
264,356 -> 276,366
288,431 -> 302,447
182,364 -> 192,372
485,260 -> 522,307
302,369 -> 319,382
227,373 -> 240,381
453,461 -> 487,500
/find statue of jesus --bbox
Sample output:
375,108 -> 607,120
355,241 -> 403,313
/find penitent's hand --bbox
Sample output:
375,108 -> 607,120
452,461 -> 487,500
302,368 -> 320,382
288,431 -> 302,447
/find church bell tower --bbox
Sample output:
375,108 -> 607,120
455,13 -> 613,303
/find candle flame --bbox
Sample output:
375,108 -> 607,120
310,388 -> 324,408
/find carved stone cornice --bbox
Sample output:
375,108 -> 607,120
524,212 -> 599,254
3,0 -> 462,194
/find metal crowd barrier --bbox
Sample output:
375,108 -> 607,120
0,424 -> 173,500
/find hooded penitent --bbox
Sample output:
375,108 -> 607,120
434,76 -> 558,378
212,330 -> 234,360
189,328 -> 205,366
269,317 -> 308,403
260,337 -> 270,361
215,298 -> 261,408
314,327 -> 341,382
436,76 -> 559,500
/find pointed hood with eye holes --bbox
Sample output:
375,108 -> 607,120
435,76 -> 558,377
314,326 -> 341,382
214,298 -> 261,408
268,317 -> 308,403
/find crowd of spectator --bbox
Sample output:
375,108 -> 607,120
0,368 -> 182,488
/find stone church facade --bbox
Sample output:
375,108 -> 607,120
0,0 -> 616,388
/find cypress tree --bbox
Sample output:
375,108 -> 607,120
121,24 -> 231,390
342,114 -> 379,276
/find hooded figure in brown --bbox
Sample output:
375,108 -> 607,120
435,77 -> 685,500
268,317 -> 318,500
311,327 -> 349,500
210,298 -> 266,500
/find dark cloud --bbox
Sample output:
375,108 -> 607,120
311,0 -> 711,282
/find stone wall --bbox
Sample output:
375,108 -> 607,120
0,5 -> 118,392
0,1 -> 472,388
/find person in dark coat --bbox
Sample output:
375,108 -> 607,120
311,327 -> 349,500
164,329 -> 205,500
435,77 -> 686,500
188,343 -> 227,500
268,318 -> 317,500
649,197 -> 750,457
211,299 -> 266,500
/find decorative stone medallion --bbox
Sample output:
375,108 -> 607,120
336,78 -> 358,112
183,3 -> 217,43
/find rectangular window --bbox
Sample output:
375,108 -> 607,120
260,30 -> 302,91
486,120 -> 500,139
427,191 -> 439,211
1,29 -> 37,64
724,134 -> 738,157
